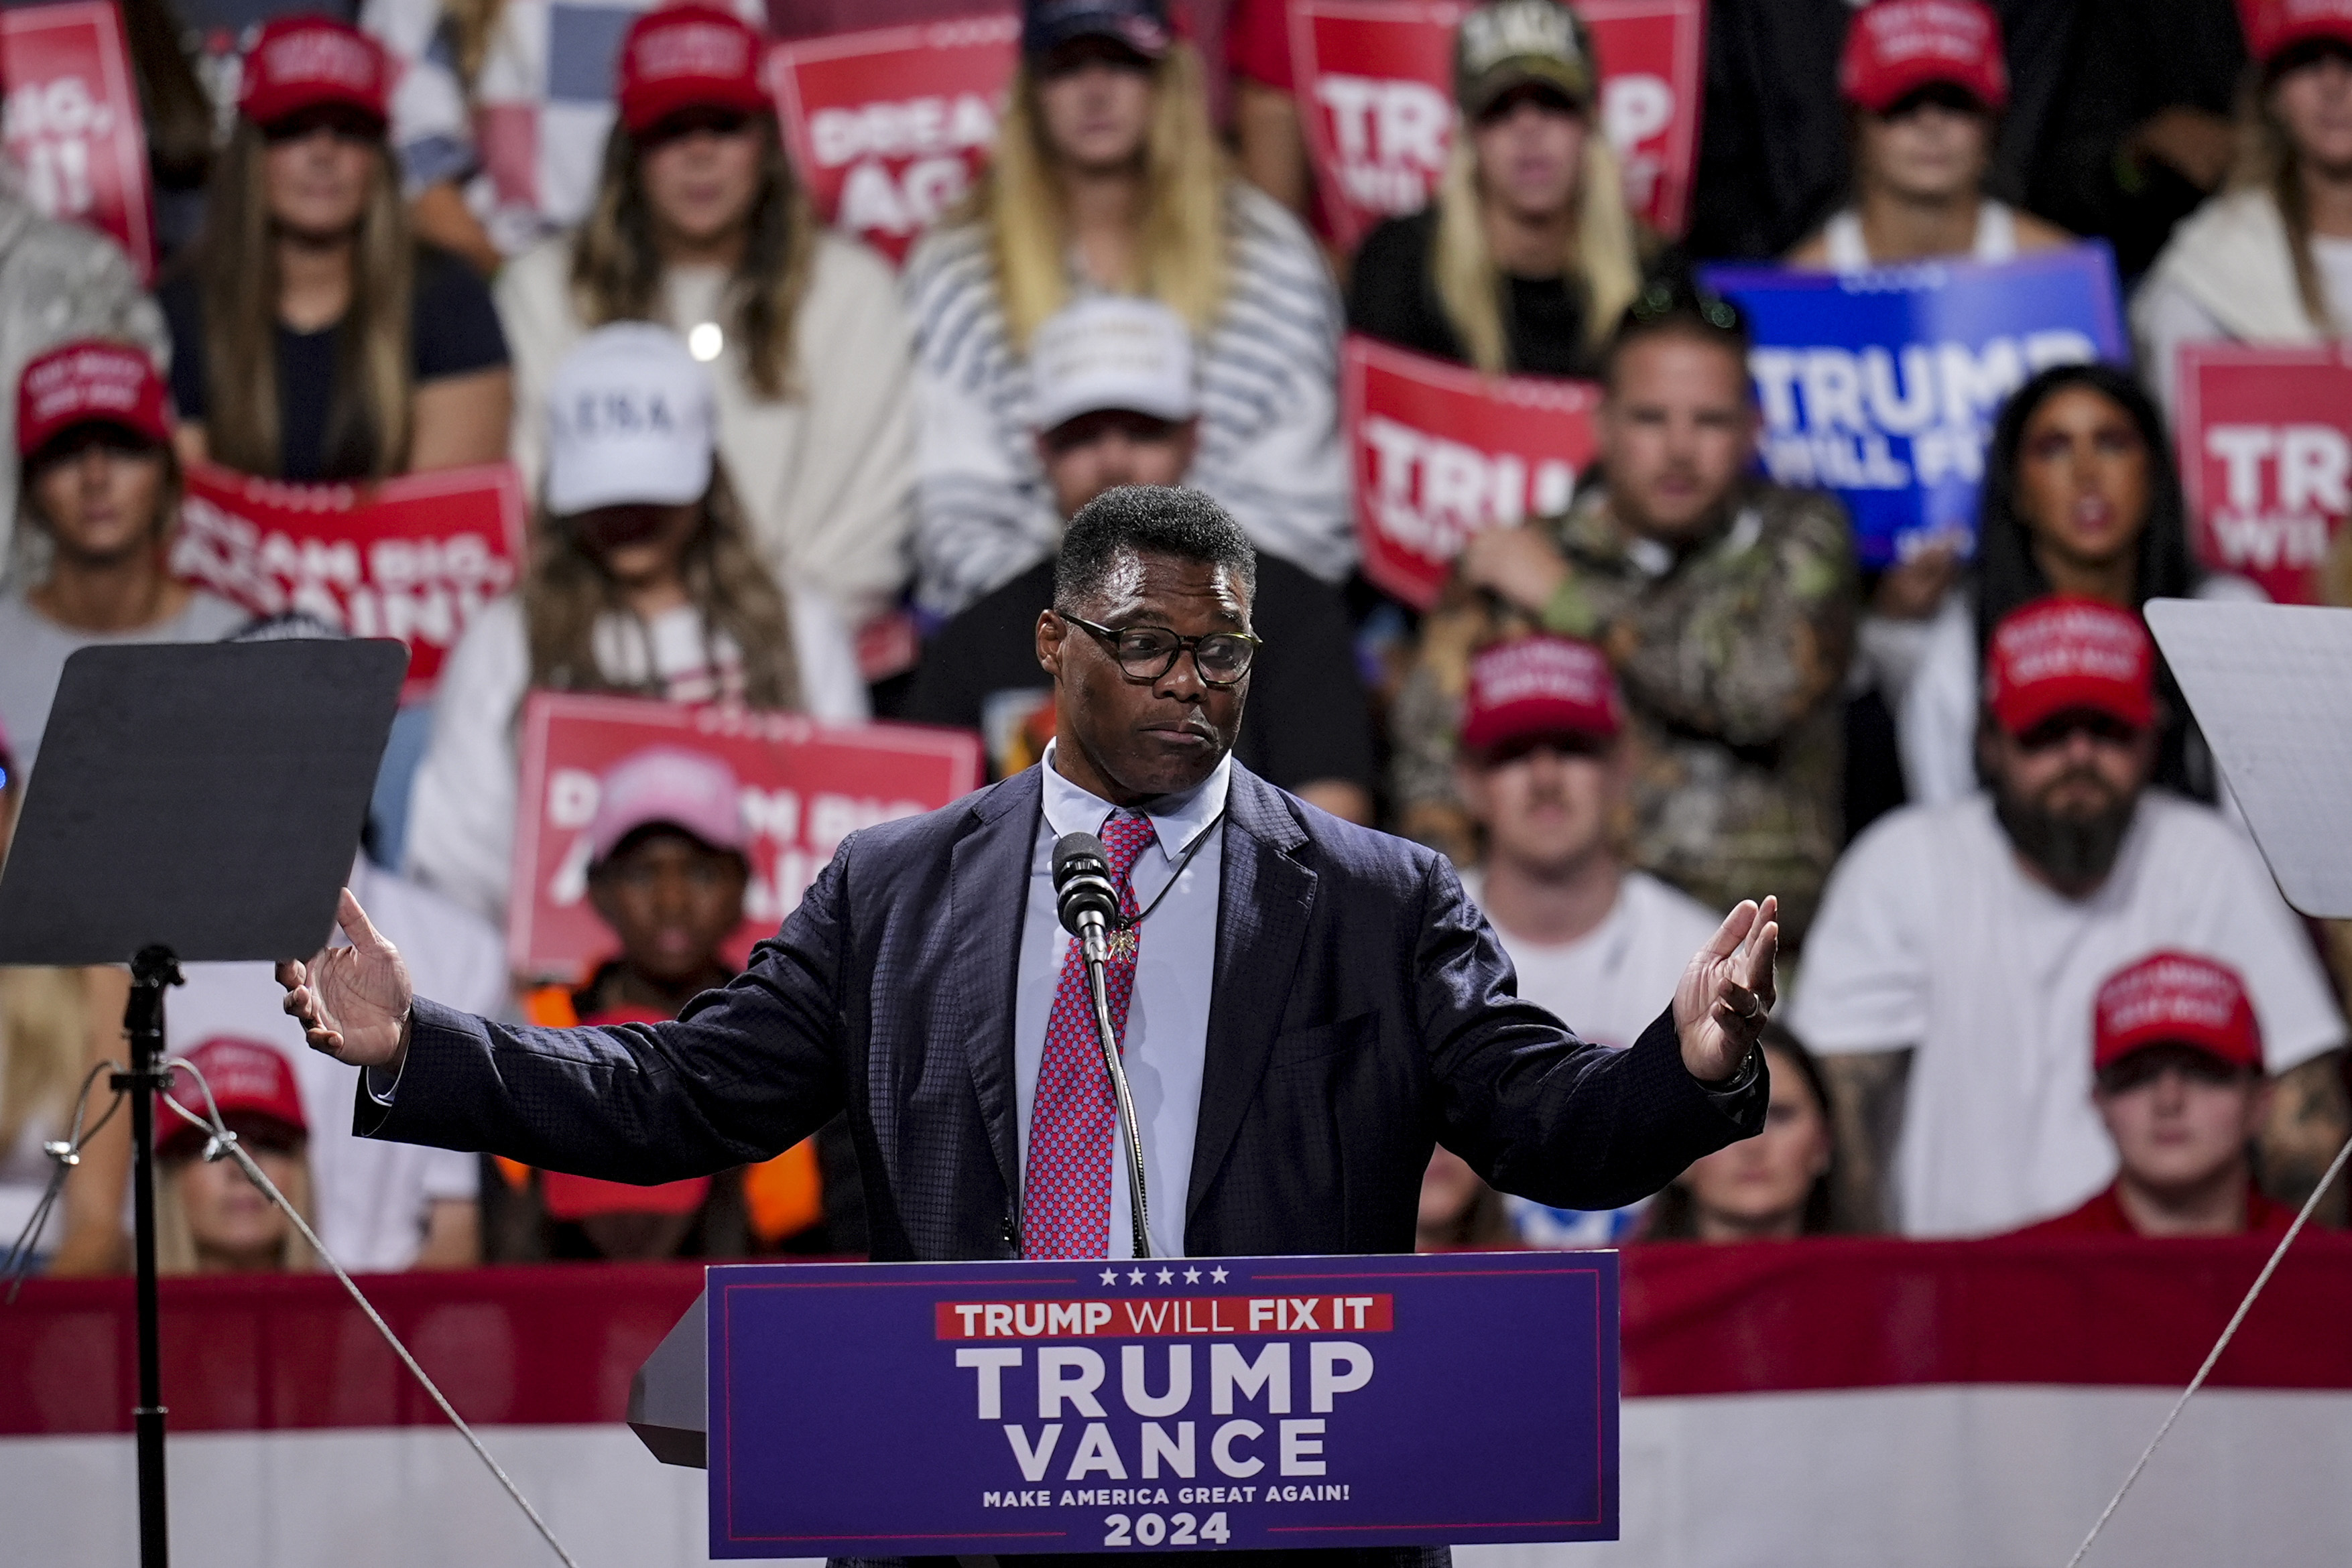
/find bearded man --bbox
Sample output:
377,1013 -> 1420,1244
1787,596 -> 2349,1236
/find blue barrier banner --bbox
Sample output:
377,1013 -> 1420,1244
706,1250 -> 1619,1557
1703,245 -> 2129,568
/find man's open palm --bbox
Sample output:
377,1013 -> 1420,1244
1673,895 -> 1780,1084
277,889 -> 415,1070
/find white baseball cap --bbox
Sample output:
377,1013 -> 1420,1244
1027,297 -> 1199,435
544,322 -> 717,515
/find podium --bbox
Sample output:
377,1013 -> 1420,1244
633,1250 -> 1620,1557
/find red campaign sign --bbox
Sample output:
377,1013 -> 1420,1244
168,461 -> 528,701
1343,333 -> 1600,608
770,15 -> 1017,267
1290,0 -> 1705,251
509,693 -> 983,980
0,2 -> 155,279
2176,343 -> 2352,606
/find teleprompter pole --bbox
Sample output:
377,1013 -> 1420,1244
117,945 -> 182,1568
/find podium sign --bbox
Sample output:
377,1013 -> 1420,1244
706,1250 -> 1619,1556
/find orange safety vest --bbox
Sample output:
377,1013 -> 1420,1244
511,984 -> 826,1244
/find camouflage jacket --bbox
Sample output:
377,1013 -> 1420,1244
1391,481 -> 1858,939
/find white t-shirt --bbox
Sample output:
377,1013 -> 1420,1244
166,858 -> 508,1275
0,586 -> 248,775
1790,791 -> 2345,1238
1463,868 -> 1724,1244
404,590 -> 868,926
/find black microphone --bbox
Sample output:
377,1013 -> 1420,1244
1052,833 -> 1121,960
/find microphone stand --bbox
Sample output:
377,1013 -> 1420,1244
1074,913 -> 1153,1260
118,945 -> 182,1568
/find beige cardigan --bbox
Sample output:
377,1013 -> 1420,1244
496,231 -> 918,629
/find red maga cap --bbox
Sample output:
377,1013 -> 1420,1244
17,339 -> 171,458
616,5 -> 771,135
1459,635 -> 1621,755
158,1037 -> 308,1160
2094,951 -> 2263,1073
2242,0 -> 2352,65
1984,596 -> 2155,736
1841,0 -> 2007,115
237,15 -> 389,130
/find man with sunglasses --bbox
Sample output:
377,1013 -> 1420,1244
2016,951 -> 2294,1238
1791,596 -> 2347,1238
906,296 -> 1376,824
283,483 -> 1780,1333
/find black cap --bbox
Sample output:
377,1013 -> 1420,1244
1023,0 -> 1171,62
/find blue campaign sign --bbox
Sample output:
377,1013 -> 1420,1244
706,1250 -> 1619,1557
1703,244 -> 2129,568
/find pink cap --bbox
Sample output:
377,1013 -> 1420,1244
1841,0 -> 2008,114
159,1037 -> 308,1159
2094,951 -> 2263,1073
586,745 -> 747,866
1459,635 -> 1621,755
17,339 -> 171,458
237,15 -> 389,130
2243,0 -> 2352,64
1984,596 -> 2155,737
615,5 -> 771,135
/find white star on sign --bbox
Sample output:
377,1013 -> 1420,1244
1183,1268 -> 1201,1283
1129,1268 -> 1147,1284
1100,1269 -> 1119,1285
1156,1268 -> 1174,1283
1210,1266 -> 1229,1283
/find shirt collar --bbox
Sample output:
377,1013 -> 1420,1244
1038,740 -> 1233,866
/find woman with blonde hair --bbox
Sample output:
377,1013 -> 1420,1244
158,14 -> 511,483
1347,0 -> 1645,379
406,324 -> 866,927
904,0 -> 1349,616
2135,1 -> 2352,414
493,2 -> 914,632
153,1037 -> 322,1276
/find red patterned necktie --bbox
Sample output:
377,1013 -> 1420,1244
1022,809 -> 1158,1259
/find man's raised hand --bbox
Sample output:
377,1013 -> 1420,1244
277,889 -> 415,1071
1673,895 -> 1780,1085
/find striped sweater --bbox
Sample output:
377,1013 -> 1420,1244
902,183 -> 1353,615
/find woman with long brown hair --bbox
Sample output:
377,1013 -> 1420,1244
904,0 -> 1349,616
406,324 -> 866,926
495,3 -> 914,633
2136,1 -> 2352,412
159,15 -> 511,482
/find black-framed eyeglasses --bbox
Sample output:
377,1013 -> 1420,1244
1061,614 -> 1261,686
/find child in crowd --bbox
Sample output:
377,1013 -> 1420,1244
161,15 -> 511,483
1640,1028 -> 1839,1242
1788,0 -> 2070,271
0,341 -> 245,775
1348,0 -> 1648,378
361,0 -> 767,271
495,3 -> 914,632
503,746 -> 824,1260
406,323 -> 866,926
2137,0 -> 2352,412
2017,952 -> 2294,1238
905,0 -> 1351,616
154,1037 -> 321,1275
1898,362 -> 2257,808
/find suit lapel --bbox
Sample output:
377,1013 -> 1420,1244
949,768 -> 1042,1203
1188,767 -> 1316,1226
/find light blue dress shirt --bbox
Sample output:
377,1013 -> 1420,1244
1015,742 -> 1231,1260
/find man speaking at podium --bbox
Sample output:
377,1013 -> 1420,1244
282,486 -> 1776,1267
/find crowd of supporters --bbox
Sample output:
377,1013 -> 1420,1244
3,0 -> 2351,1282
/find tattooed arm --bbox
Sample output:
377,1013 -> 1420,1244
1817,1047 -> 1913,1234
2260,1050 -> 2351,1225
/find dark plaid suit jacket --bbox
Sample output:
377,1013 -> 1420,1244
364,761 -> 1762,1567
